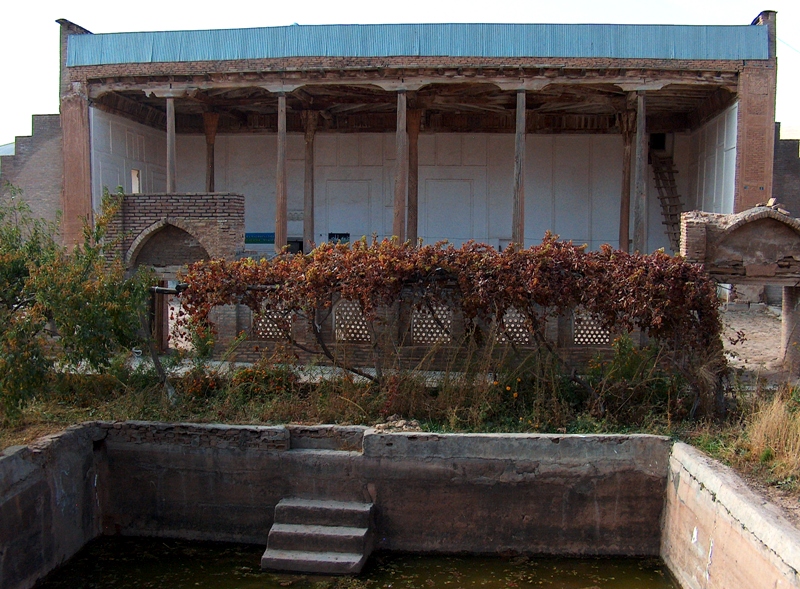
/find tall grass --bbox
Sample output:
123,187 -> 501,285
746,388 -> 800,480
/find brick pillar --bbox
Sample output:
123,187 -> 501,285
734,12 -> 777,211
734,65 -> 777,211
60,87 -> 92,247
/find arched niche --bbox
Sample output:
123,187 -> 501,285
130,224 -> 209,276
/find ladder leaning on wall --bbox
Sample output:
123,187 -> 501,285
650,152 -> 684,253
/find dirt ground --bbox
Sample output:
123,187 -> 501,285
722,304 -> 789,383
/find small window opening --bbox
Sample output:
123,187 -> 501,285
649,133 -> 667,151
131,169 -> 141,194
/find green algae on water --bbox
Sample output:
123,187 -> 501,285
36,537 -> 677,589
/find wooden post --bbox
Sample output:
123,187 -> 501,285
166,97 -> 177,193
302,110 -> 318,254
275,93 -> 288,254
407,109 -> 422,245
783,286 -> 800,375
512,90 -> 526,245
203,112 -> 219,192
618,103 -> 635,253
393,90 -> 408,242
633,91 -> 648,253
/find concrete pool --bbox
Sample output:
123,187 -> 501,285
1,422 -> 798,589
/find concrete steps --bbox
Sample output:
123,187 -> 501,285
261,498 -> 374,574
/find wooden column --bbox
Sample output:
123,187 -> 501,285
60,91 -> 92,247
203,112 -> 219,192
166,97 -> 177,193
407,109 -> 422,245
512,90 -> 526,245
302,110 -> 319,253
632,91 -> 648,253
392,90 -> 408,242
275,93 -> 288,254
618,103 -> 635,253
783,287 -> 800,375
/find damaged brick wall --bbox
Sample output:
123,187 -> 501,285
773,122 -> 800,216
0,115 -> 63,231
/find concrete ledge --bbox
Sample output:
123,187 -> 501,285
363,431 -> 670,474
103,421 -> 289,450
287,425 -> 366,451
662,442 -> 800,589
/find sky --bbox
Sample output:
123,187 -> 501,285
1,0 -> 799,147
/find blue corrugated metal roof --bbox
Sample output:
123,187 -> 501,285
66,22 -> 769,66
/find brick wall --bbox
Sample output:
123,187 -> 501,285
105,192 -> 245,264
0,115 -> 63,232
773,123 -> 800,215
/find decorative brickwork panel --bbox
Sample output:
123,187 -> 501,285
496,308 -> 531,345
334,300 -> 370,342
573,310 -> 610,346
253,310 -> 292,341
412,304 -> 453,344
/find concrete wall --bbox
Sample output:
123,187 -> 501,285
175,132 -> 669,253
99,424 -> 671,556
661,442 -> 800,589
90,108 -> 167,210
0,425 -> 106,589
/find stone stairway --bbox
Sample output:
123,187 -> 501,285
261,498 -> 374,574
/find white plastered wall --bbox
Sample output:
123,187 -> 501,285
89,108 -> 167,210
686,102 -> 739,215
176,132 -> 653,252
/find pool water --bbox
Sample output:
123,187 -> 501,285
35,537 -> 678,589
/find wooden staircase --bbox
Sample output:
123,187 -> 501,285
261,498 -> 374,575
650,152 -> 684,252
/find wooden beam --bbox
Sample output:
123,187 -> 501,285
275,93 -> 288,253
618,102 -> 636,252
166,97 -> 177,193
392,90 -> 408,242
512,90 -> 526,245
302,110 -> 319,253
632,91 -> 647,253
407,109 -> 422,245
85,67 -> 739,99
202,112 -> 220,192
